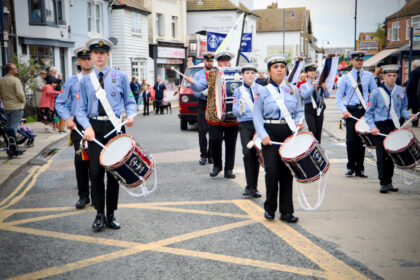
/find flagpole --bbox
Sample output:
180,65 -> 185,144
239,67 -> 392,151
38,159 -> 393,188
236,13 -> 247,66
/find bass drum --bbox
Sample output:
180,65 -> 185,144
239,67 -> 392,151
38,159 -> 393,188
214,67 -> 242,122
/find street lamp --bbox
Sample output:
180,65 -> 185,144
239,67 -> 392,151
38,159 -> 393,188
354,0 -> 357,50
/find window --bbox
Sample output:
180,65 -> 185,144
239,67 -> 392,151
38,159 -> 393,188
391,21 -> 400,41
171,16 -> 177,38
387,28 -> 391,41
156,13 -> 165,36
412,16 -> 420,28
57,0 -> 64,24
406,19 -> 410,40
95,4 -> 101,33
44,0 -> 56,24
29,46 -> 55,67
29,0 -> 64,25
131,12 -> 142,34
87,2 -> 102,34
29,0 -> 42,23
87,2 -> 92,32
132,60 -> 146,80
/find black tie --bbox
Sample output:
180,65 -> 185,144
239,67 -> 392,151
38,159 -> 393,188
98,72 -> 106,116
248,87 -> 254,103
357,71 -> 364,104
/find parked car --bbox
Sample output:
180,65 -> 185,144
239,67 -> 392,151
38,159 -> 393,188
178,65 -> 203,130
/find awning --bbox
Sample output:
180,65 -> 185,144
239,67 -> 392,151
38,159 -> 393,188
18,37 -> 74,48
363,48 -> 398,67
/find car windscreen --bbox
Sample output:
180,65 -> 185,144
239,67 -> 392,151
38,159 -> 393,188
182,67 -> 203,86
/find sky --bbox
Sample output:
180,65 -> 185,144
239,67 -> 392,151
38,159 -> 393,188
253,0 -> 406,48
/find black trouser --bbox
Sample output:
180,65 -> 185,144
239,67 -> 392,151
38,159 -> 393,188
88,119 -> 125,213
262,124 -> 294,214
209,123 -> 238,171
374,120 -> 395,185
155,98 -> 163,114
71,120 -> 90,200
345,106 -> 366,172
305,103 -> 324,143
239,121 -> 259,189
197,99 -> 211,159
143,99 -> 149,115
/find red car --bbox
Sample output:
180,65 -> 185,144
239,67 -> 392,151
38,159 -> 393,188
178,65 -> 203,130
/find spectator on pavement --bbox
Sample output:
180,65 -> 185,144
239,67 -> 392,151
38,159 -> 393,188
153,76 -> 166,114
142,83 -> 151,116
39,77 -> 61,132
130,76 -> 141,110
297,72 -> 307,89
406,59 -> 420,127
33,69 -> 47,109
255,72 -> 268,86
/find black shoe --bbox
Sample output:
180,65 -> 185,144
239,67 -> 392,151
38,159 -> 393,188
106,214 -> 121,229
210,166 -> 222,177
199,157 -> 207,165
207,157 -> 213,164
345,169 -> 354,176
264,211 -> 275,220
252,189 -> 262,198
242,186 -> 251,196
387,184 -> 399,192
92,213 -> 105,231
380,185 -> 388,193
280,213 -> 299,223
75,197 -> 90,209
224,170 -> 235,179
355,171 -> 368,178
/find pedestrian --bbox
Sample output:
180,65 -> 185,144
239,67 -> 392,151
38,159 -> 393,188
365,64 -> 418,193
0,63 -> 26,154
130,76 -> 141,110
186,52 -> 214,165
55,46 -> 93,209
300,63 -> 330,143
142,83 -> 151,116
39,77 -> 60,132
296,72 -> 307,89
252,55 -> 304,222
153,76 -> 166,114
406,59 -> 420,127
75,37 -> 136,231
255,72 -> 268,86
232,63 -> 262,198
374,67 -> 382,87
336,51 -> 377,178
33,69 -> 47,109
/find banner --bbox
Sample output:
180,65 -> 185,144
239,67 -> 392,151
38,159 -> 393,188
207,32 -> 252,53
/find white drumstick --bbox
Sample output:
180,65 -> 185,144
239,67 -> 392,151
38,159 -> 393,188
74,127 -> 110,151
401,112 -> 420,129
170,66 -> 187,79
346,116 -> 387,137
290,116 -> 305,144
104,112 -> 138,139
247,138 -> 284,149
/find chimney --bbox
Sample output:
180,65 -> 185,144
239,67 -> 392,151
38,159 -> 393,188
267,2 -> 278,9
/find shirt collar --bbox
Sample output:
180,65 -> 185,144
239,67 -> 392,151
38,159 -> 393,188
94,66 -> 109,75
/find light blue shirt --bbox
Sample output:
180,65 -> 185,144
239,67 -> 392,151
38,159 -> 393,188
75,66 -> 137,129
55,73 -> 84,121
253,80 -> 304,140
365,84 -> 411,129
300,80 -> 330,104
232,82 -> 262,122
191,69 -> 209,100
336,69 -> 377,113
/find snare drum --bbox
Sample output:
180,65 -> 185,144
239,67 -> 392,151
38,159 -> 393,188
279,131 -> 329,183
355,116 -> 376,148
252,133 -> 264,168
100,134 -> 154,188
383,128 -> 420,169
215,67 -> 241,122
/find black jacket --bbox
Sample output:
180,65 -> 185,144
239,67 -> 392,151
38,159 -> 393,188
406,68 -> 420,108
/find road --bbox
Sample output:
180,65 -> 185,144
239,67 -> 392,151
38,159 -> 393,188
0,95 -> 419,280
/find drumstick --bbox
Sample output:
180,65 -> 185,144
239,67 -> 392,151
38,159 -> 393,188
289,116 -> 305,144
401,112 -> 420,129
104,112 -> 139,139
246,139 -> 284,149
74,127 -> 110,151
347,116 -> 387,137
170,66 -> 187,79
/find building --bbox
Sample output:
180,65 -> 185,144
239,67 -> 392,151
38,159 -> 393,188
254,3 -> 313,71
186,0 -> 259,65
0,0 -> 17,75
13,0 -> 75,80
69,0 -> 111,74
142,0 -> 187,98
356,32 -> 383,59
110,0 -> 153,83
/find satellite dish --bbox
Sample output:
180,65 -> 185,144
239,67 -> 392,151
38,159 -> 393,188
109,37 -> 118,46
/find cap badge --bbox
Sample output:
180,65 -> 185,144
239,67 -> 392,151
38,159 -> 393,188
99,41 -> 104,47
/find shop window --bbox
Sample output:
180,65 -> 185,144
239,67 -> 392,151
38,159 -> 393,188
131,12 -> 142,34
29,0 -> 64,25
29,45 -> 55,67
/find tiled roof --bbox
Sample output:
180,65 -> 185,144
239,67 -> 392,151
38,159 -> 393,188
187,0 -> 258,16
113,0 -> 151,14
386,0 -> 420,20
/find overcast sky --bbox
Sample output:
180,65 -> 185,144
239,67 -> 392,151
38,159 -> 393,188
253,0 -> 406,48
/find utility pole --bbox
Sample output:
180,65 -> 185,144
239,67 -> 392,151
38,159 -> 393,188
283,8 -> 285,53
354,0 -> 357,50
0,0 -> 6,76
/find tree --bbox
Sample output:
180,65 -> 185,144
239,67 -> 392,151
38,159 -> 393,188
370,24 -> 385,48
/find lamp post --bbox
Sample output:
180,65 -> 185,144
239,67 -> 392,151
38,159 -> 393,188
354,0 -> 357,50
283,7 -> 285,54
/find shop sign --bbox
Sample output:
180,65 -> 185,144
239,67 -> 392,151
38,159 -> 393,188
359,40 -> 378,51
157,58 -> 184,64
158,47 -> 185,59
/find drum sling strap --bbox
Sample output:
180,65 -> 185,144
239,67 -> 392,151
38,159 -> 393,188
379,87 -> 400,129
89,70 -> 123,131
239,85 -> 254,114
347,72 -> 367,110
267,83 -> 297,132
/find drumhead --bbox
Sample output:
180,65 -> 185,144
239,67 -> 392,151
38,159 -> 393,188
383,129 -> 413,152
281,133 -> 314,159
101,135 -> 133,166
355,116 -> 370,133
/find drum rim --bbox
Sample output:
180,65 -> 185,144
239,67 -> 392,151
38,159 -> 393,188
383,128 -> 414,153
279,131 -> 316,160
100,134 -> 135,168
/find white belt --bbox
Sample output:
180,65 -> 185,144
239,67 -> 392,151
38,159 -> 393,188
91,116 -> 111,121
264,119 -> 287,124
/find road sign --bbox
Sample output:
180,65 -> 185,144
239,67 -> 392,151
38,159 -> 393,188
414,27 -> 420,42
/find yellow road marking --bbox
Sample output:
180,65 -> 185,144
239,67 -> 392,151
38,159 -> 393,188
365,157 -> 419,180
233,200 -> 369,280
1,209 -> 91,227
134,205 -> 249,219
121,200 -> 233,207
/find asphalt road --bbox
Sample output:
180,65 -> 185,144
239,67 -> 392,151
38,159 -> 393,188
0,102 -> 417,280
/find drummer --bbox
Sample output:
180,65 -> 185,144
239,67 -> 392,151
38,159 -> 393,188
75,37 -> 136,231
365,64 -> 417,193
232,63 -> 262,198
300,63 -> 330,143
253,55 -> 304,222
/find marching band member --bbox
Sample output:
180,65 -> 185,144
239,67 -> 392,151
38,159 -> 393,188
75,37 -> 136,231
336,51 -> 377,178
55,47 -> 92,209
300,63 -> 330,143
232,64 -> 262,198
253,55 -> 304,222
186,52 -> 214,166
365,64 -> 417,193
